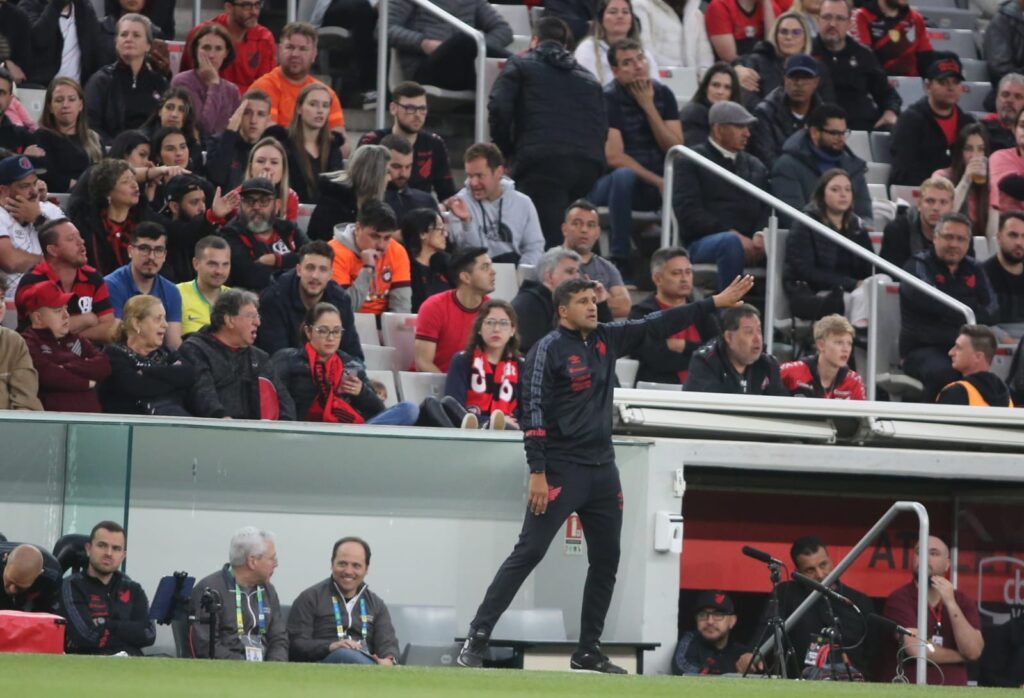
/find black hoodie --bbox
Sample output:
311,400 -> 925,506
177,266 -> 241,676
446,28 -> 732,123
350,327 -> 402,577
936,371 -> 1013,406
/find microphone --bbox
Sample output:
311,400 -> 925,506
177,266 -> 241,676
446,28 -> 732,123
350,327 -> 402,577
869,613 -> 935,653
742,545 -> 784,566
791,572 -> 857,608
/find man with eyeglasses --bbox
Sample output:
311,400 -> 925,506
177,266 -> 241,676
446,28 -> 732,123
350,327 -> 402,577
672,591 -> 747,675
0,541 -> 61,612
812,0 -> 900,131
180,289 -> 295,419
180,0 -> 276,92
358,81 -> 456,200
223,177 -> 309,291
772,104 -> 873,224
257,240 -> 362,357
104,222 -> 184,349
852,0 -> 933,77
900,212 -> 998,401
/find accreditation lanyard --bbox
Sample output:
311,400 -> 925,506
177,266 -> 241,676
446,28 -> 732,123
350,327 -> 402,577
929,603 -> 943,637
234,582 -> 266,637
332,595 -> 368,641
477,198 -> 504,244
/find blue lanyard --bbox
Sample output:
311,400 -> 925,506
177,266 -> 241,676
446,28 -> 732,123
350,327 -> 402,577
331,594 -> 368,641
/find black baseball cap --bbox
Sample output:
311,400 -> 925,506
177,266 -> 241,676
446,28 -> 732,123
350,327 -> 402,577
165,174 -> 205,203
926,55 -> 964,81
694,590 -> 735,615
239,177 -> 276,196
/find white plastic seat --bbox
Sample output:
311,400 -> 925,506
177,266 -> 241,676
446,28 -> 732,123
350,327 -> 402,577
927,28 -> 977,58
615,358 -> 640,389
364,369 -> 398,407
361,345 -> 398,371
490,262 -> 520,301
397,371 -> 446,404
866,162 -> 891,186
959,82 -> 991,113
658,66 -> 698,107
381,312 -> 417,372
847,131 -> 872,163
353,312 -> 380,346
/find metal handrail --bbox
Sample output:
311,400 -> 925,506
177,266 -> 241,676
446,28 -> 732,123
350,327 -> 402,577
756,501 -> 931,685
377,0 -> 487,143
662,144 -> 976,399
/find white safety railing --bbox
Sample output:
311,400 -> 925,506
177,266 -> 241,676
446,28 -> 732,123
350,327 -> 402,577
377,0 -> 487,143
662,145 -> 976,400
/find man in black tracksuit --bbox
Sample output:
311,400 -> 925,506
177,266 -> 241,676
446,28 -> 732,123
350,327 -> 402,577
457,274 -> 754,673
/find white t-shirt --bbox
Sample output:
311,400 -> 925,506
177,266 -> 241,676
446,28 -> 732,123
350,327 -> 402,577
574,38 -> 660,87
0,201 -> 61,301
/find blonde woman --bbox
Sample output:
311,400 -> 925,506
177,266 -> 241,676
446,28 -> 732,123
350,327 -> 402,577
307,144 -> 390,241
232,137 -> 299,222
573,0 -> 659,86
738,11 -> 814,102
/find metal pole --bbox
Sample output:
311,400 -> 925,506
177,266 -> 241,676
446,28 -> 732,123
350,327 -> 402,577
193,0 -> 202,29
915,506 -> 930,684
865,276 -> 881,401
473,34 -> 486,144
376,0 -> 389,130
661,157 -> 675,248
951,495 -> 959,589
764,211 -> 778,354
287,0 -> 296,23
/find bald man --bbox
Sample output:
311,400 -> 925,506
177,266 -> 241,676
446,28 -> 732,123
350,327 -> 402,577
879,535 -> 984,685
0,541 -> 62,612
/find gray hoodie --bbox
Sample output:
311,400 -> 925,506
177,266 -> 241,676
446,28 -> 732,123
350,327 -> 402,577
332,223 -> 413,314
452,177 -> 545,266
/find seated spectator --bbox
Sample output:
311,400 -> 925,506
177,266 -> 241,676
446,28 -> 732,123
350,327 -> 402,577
328,200 -> 411,316
287,537 -> 400,665
880,176 -> 955,268
358,82 -> 456,200
783,169 -> 874,322
98,0 -> 175,51
680,63 -> 742,147
879,536 -> 983,685
0,542 -> 62,611
84,14 -> 169,144
983,0 -> 1024,95
0,2 -> 31,88
852,0 -> 933,77
561,200 -> 631,319
0,69 -> 38,156
737,535 -> 875,677
705,0 -> 780,62
307,145 -> 390,241
674,102 -> 769,290
99,296 -> 193,415
684,303 -> 786,394
273,303 -> 418,425
936,324 -> 1012,405
981,73 -> 1024,152
448,143 -> 545,266
15,219 -> 115,344
572,0 -> 661,87
979,613 -> 1024,687
249,22 -> 348,151
388,0 -> 512,92
103,222 -> 183,348
179,289 -> 296,420
590,39 -> 683,279
189,526 -> 288,661
489,18 -> 607,247
415,247 -> 494,373
206,91 -> 273,192
772,104 -> 872,223
990,107 -> 1024,213
283,83 -> 345,204
20,0 -> 103,89
379,135 -> 437,223
233,137 -> 301,224
634,0 -> 714,72
444,299 -> 524,430
739,13 -> 816,106
149,128 -> 192,176
932,124 -> 993,239
900,212 -> 998,401
34,79 -> 104,193
780,313 -> 866,398
256,241 -> 362,358
163,176 -> 238,283
141,89 -> 205,175
178,235 -> 232,336
58,521 -> 155,656
21,280 -> 111,411
749,54 -> 824,165
629,247 -> 719,385
224,178 -> 309,291
179,0 -> 276,93
514,248 -> 614,353
106,131 -> 159,206
0,156 -> 62,309
890,56 -> 977,187
402,208 -> 452,313
170,24 -> 243,139
985,212 -> 1024,335
672,590 -> 747,675
0,273 -> 42,410
812,0 -> 900,131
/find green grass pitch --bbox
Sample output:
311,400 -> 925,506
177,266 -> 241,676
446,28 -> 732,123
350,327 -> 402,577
1,654 -> 1016,697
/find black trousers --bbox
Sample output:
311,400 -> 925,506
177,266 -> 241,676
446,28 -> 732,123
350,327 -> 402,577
904,346 -> 959,402
414,33 -> 510,91
322,0 -> 378,91
515,156 -> 604,249
470,460 -> 623,653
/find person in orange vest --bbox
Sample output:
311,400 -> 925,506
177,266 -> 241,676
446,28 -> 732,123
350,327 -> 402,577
936,324 -> 1014,406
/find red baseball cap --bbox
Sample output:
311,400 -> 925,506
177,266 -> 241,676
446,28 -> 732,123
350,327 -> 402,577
22,281 -> 73,313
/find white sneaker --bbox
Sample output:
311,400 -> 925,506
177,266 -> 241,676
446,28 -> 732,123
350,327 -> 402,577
488,410 -> 506,431
460,413 -> 479,429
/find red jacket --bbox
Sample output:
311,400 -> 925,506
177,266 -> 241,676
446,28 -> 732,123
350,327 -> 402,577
21,327 -> 111,412
780,356 -> 866,400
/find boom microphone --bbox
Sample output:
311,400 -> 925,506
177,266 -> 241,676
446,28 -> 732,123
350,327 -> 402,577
742,545 -> 785,566
869,613 -> 935,652
791,572 -> 857,608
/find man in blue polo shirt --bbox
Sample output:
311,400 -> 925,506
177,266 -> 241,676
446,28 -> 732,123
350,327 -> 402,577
104,222 -> 184,349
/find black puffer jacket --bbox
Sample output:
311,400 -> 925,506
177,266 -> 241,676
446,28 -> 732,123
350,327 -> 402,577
738,41 -> 785,106
21,0 -> 103,87
679,101 -> 711,148
489,40 -> 607,172
99,343 -> 194,416
984,0 -> 1024,89
784,207 -> 874,293
272,346 -> 384,421
749,86 -> 823,166
683,337 -> 787,395
889,97 -> 976,187
84,61 -> 169,143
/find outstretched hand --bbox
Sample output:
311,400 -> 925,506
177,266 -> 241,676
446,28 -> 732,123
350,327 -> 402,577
712,274 -> 755,308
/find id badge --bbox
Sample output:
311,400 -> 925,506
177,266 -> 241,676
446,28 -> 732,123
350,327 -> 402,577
930,634 -> 944,648
804,636 -> 824,667
242,636 -> 264,662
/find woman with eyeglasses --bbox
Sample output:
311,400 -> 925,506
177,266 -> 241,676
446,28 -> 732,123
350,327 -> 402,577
272,302 -> 420,425
402,208 -> 453,312
737,12 -> 815,105
443,299 -> 523,430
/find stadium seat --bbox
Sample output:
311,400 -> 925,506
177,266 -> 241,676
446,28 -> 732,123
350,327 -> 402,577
764,228 -> 810,359
961,58 -> 988,82
493,4 -> 532,36
847,131 -> 872,163
365,369 -> 399,407
866,162 -> 891,186
354,312 -> 380,346
868,183 -> 888,201
296,203 -> 316,234
992,344 -> 1017,381
47,193 -> 71,212
483,58 -> 506,100
490,262 -> 520,301
890,76 -> 925,106
529,5 -> 544,27
15,88 -> 46,124
388,604 -> 459,666
167,41 -> 186,76
397,371 -> 446,405
361,344 -> 398,371
889,185 -> 921,208
917,0 -> 964,7
615,358 -> 640,388
52,534 -> 89,575
959,82 -> 991,113
870,131 -> 892,165
928,29 -> 977,58
659,67 -> 698,107
635,381 -> 682,391
972,235 -> 992,261
919,6 -> 978,29
870,280 -> 925,401
381,312 -> 417,372
517,264 -> 537,285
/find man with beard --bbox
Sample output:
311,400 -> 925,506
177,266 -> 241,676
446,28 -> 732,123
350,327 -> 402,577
780,314 -> 866,399
223,178 -> 309,291
179,0 -> 276,92
981,74 -> 1024,152
379,135 -> 437,223
561,200 -> 630,318
257,240 -> 362,357
178,236 -> 232,336
162,175 -> 239,283
672,591 -> 748,675
0,541 -> 61,612
59,521 -> 155,656
852,0 -> 934,77
359,82 -> 456,199
984,211 -> 1024,335
881,176 -> 956,269
103,222 -> 183,349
